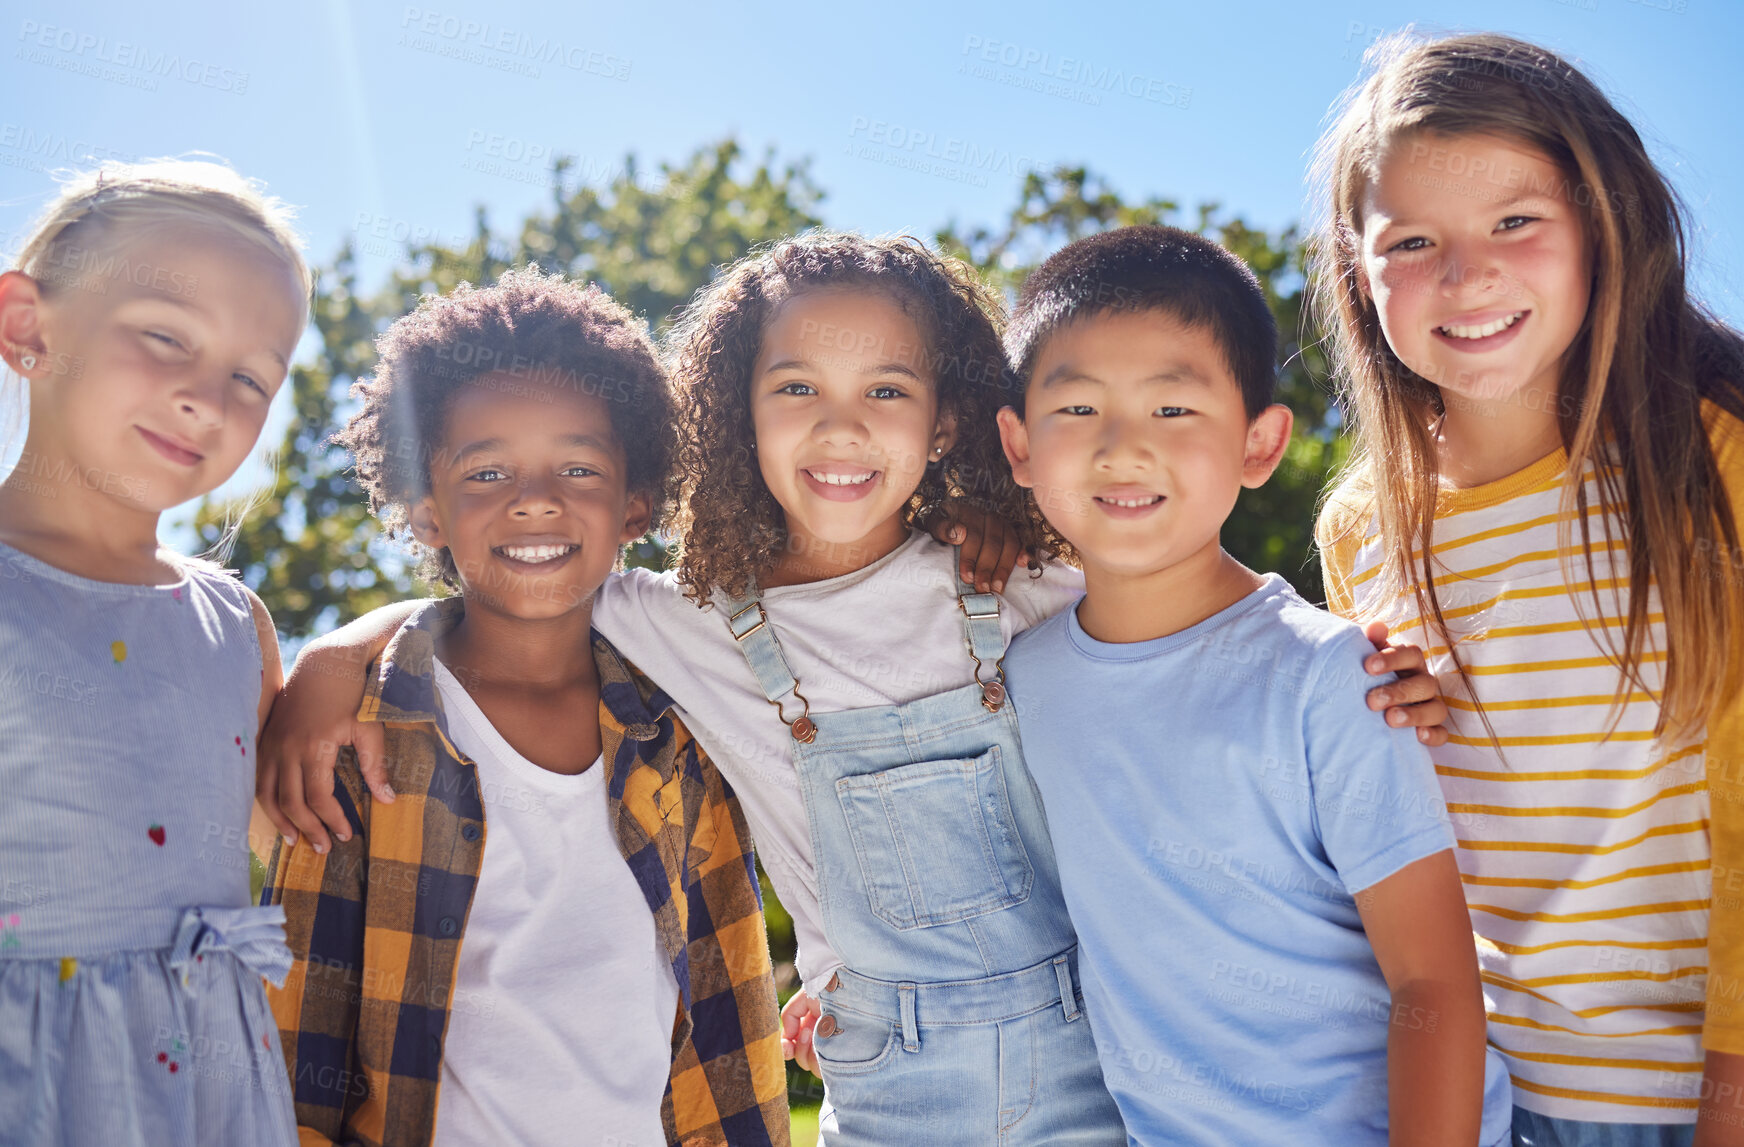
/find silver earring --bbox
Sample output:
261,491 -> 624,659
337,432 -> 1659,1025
18,352 -> 36,371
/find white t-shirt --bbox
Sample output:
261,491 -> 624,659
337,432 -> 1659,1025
592,531 -> 1085,993
430,659 -> 677,1147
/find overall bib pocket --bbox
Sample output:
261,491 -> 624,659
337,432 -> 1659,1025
835,744 -> 1034,931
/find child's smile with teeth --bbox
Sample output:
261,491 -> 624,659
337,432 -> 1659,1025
1438,311 -> 1527,340
804,467 -> 878,487
495,542 -> 579,564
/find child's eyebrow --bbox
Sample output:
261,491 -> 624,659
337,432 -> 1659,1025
761,355 -> 923,382
1037,365 -> 1103,389
1146,366 -> 1211,386
448,437 -> 503,461
125,291 -> 290,368
446,434 -> 614,461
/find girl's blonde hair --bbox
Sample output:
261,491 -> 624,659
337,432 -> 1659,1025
10,157 -> 311,303
3,158 -> 313,561
1311,31 -> 1744,743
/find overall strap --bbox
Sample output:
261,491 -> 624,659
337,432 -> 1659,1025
719,589 -> 817,743
955,548 -> 1009,713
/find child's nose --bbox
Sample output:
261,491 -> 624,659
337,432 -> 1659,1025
510,474 -> 563,515
1096,418 -> 1155,468
812,403 -> 868,446
173,374 -> 228,430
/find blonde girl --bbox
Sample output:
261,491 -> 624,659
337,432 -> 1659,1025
0,161 -> 310,1145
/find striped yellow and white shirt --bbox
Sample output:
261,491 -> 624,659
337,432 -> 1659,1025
1319,409 -> 1744,1124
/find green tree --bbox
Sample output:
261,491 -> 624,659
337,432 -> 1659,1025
197,140 -> 824,637
937,166 -> 1345,602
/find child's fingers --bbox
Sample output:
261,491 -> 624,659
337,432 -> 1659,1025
355,723 -> 395,804
303,749 -> 355,846
794,1023 -> 818,1075
970,523 -> 1014,593
277,746 -> 331,855
253,752 -> 295,845
1362,619 -> 1392,653
1365,645 -> 1427,679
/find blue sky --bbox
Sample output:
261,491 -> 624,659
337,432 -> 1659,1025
2,0 -> 1739,519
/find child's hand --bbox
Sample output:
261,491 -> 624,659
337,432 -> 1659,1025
922,502 -> 1027,594
1361,621 -> 1450,747
781,988 -> 821,1076
257,646 -> 391,854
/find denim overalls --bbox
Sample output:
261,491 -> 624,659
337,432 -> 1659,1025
724,567 -> 1126,1145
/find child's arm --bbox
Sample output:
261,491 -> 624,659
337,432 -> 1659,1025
257,601 -> 422,852
1354,850 -> 1489,1147
246,587 -> 288,859
1696,408 -> 1744,1146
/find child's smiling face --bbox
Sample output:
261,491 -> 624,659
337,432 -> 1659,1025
1000,309 -> 1290,580
749,288 -> 956,561
18,222 -> 305,511
411,374 -> 650,619
1358,132 -> 1592,410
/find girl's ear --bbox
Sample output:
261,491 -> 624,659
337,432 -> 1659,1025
1241,404 -> 1295,489
408,496 -> 446,549
618,489 -> 653,544
995,406 -> 1035,489
0,271 -> 48,376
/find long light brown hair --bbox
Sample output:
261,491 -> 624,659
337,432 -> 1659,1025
1312,32 -> 1744,742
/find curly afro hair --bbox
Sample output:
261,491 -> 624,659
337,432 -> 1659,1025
667,231 -> 1068,602
332,264 -> 675,588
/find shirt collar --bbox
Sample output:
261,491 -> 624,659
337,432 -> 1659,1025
360,597 -> 677,742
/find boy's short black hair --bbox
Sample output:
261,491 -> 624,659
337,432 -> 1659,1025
333,264 -> 674,588
1005,225 -> 1279,418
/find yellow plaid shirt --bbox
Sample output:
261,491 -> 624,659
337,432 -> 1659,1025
263,600 -> 789,1146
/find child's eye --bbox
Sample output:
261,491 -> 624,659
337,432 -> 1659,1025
1155,406 -> 1191,418
1497,215 -> 1538,232
467,469 -> 507,482
775,381 -> 816,397
1386,236 -> 1431,253
868,385 -> 906,400
234,373 -> 268,396
562,465 -> 599,478
144,330 -> 185,350
1058,405 -> 1096,416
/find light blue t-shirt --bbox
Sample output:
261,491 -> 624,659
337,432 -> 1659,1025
1007,573 -> 1511,1146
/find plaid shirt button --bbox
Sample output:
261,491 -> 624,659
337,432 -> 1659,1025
438,916 -> 457,937
460,822 -> 480,842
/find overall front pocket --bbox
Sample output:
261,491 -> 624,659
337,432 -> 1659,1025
834,745 -> 1034,931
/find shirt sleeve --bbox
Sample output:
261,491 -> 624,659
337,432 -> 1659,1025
1302,627 -> 1457,894
999,560 -> 1086,633
1702,405 -> 1744,1053
1315,485 -> 1368,620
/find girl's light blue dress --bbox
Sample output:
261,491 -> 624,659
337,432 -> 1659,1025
0,541 -> 296,1146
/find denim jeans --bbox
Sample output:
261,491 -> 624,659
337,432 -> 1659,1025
1513,1106 -> 1695,1146
727,573 -> 1126,1145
